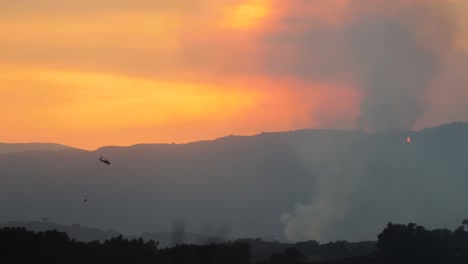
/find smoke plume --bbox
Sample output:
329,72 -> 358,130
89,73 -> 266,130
349,1 -> 456,132
281,0 -> 458,242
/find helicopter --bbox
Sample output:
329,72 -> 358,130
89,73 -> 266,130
98,156 -> 111,165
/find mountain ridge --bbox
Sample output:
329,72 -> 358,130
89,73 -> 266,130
0,142 -> 75,154
3,121 -> 467,153
1,121 -> 468,242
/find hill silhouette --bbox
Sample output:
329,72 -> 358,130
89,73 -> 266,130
0,142 -> 73,154
1,122 -> 467,241
0,220 -> 120,243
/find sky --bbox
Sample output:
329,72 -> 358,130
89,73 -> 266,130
2,0 -> 468,150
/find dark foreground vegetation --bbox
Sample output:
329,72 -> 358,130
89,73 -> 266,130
1,220 -> 468,263
0,228 -> 251,264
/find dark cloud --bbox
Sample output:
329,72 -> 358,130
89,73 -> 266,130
260,27 -> 352,82
252,0 -> 458,131
347,1 -> 457,132
349,19 -> 439,132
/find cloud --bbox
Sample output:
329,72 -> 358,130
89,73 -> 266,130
347,0 -> 457,132
251,0 -> 458,132
1,0 -> 468,146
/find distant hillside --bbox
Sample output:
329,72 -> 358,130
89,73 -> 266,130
140,231 -> 232,248
0,220 -> 120,242
237,238 -> 376,263
0,220 -> 230,247
0,220 -> 376,262
1,122 -> 468,242
0,142 -> 74,154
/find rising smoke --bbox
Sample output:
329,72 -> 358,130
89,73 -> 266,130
349,0 -> 456,132
281,0 -> 457,242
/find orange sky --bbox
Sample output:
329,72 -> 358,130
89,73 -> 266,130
1,0 -> 468,149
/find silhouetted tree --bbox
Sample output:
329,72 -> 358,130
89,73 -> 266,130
377,222 -> 438,261
462,219 -> 468,231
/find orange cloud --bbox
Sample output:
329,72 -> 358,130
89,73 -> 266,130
0,67 -> 266,147
221,0 -> 272,29
1,0 -> 467,148
0,65 -> 358,149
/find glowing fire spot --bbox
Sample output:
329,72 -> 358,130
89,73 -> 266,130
406,136 -> 411,144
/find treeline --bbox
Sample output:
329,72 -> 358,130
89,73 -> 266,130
238,238 -> 375,263
376,221 -> 468,263
0,227 -> 297,264
2,221 -> 468,264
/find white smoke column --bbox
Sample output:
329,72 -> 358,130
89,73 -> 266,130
281,168 -> 350,242
281,135 -> 367,242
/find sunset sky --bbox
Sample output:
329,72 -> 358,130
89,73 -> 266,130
2,0 -> 468,150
